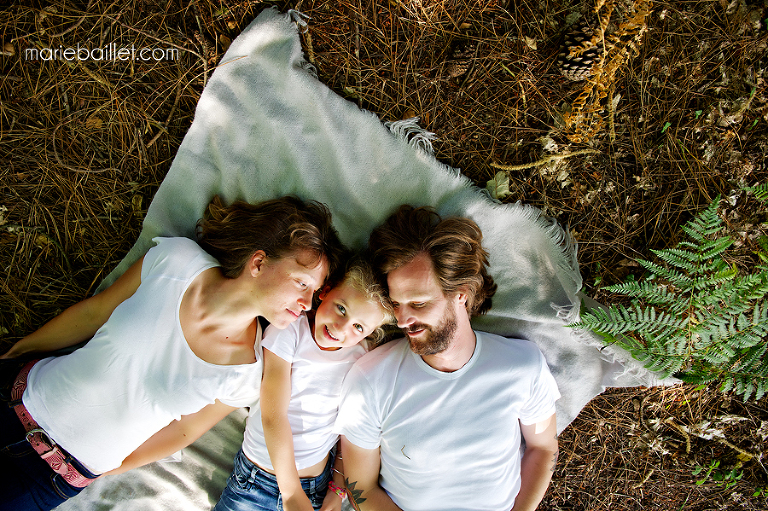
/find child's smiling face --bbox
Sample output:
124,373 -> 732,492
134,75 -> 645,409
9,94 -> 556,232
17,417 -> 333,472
313,280 -> 386,350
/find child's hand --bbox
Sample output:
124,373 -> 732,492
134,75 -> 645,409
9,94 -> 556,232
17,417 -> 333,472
283,492 -> 316,511
318,490 -> 343,511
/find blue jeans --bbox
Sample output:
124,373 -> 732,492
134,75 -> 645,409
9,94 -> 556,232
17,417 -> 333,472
0,399 -> 98,511
214,448 -> 332,511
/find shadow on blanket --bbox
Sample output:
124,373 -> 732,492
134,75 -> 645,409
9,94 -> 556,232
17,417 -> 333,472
57,8 -> 675,511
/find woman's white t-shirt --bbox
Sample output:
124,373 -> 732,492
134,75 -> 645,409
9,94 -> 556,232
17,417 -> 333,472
242,314 -> 367,470
23,237 -> 263,473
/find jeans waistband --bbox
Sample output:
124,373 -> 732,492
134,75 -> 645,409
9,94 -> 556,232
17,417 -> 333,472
238,448 -> 333,493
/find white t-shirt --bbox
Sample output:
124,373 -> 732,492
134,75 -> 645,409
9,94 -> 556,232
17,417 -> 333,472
242,314 -> 367,470
23,237 -> 263,474
334,331 -> 560,511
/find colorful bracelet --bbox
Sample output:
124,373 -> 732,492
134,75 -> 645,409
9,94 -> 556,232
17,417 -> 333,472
328,481 -> 347,500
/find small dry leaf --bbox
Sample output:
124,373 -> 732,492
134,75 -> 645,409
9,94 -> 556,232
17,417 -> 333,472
227,20 -> 237,30
459,23 -> 472,30
35,233 -> 53,247
85,116 -> 103,129
219,34 -> 232,51
3,42 -> 15,56
486,172 -> 512,200
132,195 -> 143,214
524,36 -> 537,51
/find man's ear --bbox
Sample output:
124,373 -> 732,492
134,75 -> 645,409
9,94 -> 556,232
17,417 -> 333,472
454,286 -> 469,308
249,250 -> 267,277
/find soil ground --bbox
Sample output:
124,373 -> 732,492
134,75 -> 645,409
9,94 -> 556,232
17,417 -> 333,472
1,1 -> 767,509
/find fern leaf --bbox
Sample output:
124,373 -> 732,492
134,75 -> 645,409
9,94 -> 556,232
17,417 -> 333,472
745,183 -> 768,202
699,236 -> 734,260
680,199 -> 723,242
652,248 -> 699,271
638,259 -> 694,290
605,281 -> 678,305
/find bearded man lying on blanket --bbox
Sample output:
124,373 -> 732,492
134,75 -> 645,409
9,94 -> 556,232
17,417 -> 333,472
335,205 -> 561,511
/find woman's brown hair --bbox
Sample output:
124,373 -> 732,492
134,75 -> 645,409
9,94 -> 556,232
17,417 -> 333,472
197,195 -> 345,279
367,205 -> 496,316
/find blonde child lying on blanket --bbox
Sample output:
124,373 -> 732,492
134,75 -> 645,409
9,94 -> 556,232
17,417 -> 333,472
214,256 -> 395,511
0,196 -> 345,511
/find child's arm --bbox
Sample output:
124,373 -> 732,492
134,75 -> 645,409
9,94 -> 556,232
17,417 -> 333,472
319,442 -> 346,511
261,348 -> 315,511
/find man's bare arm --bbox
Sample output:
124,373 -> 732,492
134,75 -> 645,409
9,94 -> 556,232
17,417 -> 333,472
339,436 -> 403,511
511,413 -> 559,511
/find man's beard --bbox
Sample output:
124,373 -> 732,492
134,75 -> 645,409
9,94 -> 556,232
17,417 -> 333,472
405,307 -> 458,356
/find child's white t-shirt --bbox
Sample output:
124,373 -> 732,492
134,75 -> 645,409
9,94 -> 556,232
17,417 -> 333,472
242,313 -> 367,470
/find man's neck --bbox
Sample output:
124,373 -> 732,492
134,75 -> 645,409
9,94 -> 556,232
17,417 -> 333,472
421,321 -> 476,372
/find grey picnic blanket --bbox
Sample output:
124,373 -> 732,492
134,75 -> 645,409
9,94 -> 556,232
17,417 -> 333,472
57,8 -> 674,510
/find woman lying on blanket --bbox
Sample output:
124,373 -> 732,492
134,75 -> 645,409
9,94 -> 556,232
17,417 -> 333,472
213,255 -> 395,511
0,195 -> 345,511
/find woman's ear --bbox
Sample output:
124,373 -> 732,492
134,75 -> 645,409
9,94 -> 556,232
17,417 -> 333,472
249,251 -> 267,277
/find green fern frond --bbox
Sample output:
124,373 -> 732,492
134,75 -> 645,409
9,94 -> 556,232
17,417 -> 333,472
604,281 -> 678,305
638,259 -> 695,291
571,195 -> 768,400
651,248 -> 700,271
746,183 -> 768,202
699,236 -> 734,260
576,304 -> 688,337
680,200 -> 723,242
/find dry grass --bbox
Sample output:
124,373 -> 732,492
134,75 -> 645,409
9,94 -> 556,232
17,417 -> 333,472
1,0 -> 767,509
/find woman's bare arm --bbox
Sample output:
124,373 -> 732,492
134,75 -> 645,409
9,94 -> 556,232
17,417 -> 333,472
1,257 -> 144,359
104,399 -> 238,476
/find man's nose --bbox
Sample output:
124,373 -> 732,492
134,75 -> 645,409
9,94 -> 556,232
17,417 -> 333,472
396,308 -> 414,329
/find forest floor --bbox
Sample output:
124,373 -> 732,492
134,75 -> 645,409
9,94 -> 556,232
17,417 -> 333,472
1,1 -> 767,509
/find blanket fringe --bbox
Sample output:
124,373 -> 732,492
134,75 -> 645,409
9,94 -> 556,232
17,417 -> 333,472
385,117 -> 437,154
510,201 -> 583,299
287,9 -> 310,33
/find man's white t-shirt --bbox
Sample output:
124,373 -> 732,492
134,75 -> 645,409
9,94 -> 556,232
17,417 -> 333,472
23,237 -> 263,473
334,331 -> 560,511
243,314 -> 367,470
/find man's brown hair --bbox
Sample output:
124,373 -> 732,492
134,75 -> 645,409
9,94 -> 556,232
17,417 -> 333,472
197,195 -> 345,279
367,205 -> 496,316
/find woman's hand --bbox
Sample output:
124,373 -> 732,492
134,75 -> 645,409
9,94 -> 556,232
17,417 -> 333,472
0,347 -> 17,360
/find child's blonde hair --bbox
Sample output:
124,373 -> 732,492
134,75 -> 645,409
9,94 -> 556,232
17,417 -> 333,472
339,255 -> 396,345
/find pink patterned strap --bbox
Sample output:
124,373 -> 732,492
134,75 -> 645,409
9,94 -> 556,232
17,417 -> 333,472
11,359 -> 97,488
10,359 -> 36,402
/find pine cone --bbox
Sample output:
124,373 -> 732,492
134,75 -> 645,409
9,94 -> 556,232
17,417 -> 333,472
558,21 -> 601,81
443,42 -> 476,80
